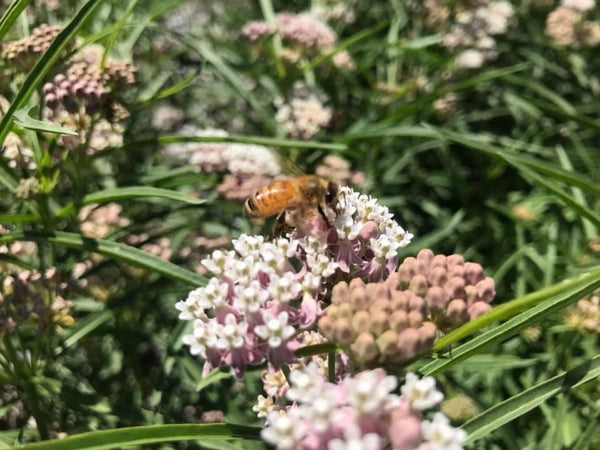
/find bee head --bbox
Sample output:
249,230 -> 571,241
324,180 -> 340,208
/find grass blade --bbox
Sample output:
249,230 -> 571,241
17,423 -> 262,449
0,231 -> 207,286
56,186 -> 205,218
0,0 -> 31,41
463,356 -> 600,443
0,0 -> 104,146
13,108 -> 78,136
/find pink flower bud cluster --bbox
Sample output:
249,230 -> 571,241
318,276 -> 438,366
315,155 -> 366,188
260,364 -> 466,450
397,249 -> 496,331
1,24 -> 64,72
79,203 -> 130,239
545,4 -> 600,47
43,73 -> 109,116
242,12 -> 354,70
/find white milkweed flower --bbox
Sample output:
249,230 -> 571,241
401,372 -> 445,410
254,311 -> 296,348
419,413 -> 467,450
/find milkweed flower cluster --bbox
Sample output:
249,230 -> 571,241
79,203 -> 130,239
275,93 -> 332,140
163,127 -> 281,176
564,290 -> 600,334
315,155 -> 366,187
318,249 -> 496,366
176,188 -> 412,376
438,1 -> 515,69
260,364 -> 466,450
242,12 -> 354,70
311,0 -> 357,24
545,2 -> 600,47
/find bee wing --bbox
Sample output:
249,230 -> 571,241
271,149 -> 306,177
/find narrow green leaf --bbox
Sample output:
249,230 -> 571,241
295,342 -> 338,358
100,0 -> 139,68
13,108 -> 79,136
0,214 -> 39,224
0,231 -> 207,286
463,356 -> 600,443
60,310 -> 114,350
0,0 -> 104,146
18,424 -> 262,449
303,20 -> 390,71
138,71 -> 200,104
196,368 -> 234,392
420,267 -> 600,376
130,134 -> 348,152
0,0 -> 30,40
57,186 -> 205,218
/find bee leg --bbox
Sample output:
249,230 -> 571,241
317,204 -> 332,226
272,211 -> 288,238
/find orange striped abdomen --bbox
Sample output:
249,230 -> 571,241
243,180 -> 301,218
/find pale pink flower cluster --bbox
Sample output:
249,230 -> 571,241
545,2 -> 600,47
177,188 -> 412,376
242,12 -> 354,69
441,1 -> 515,69
163,127 -> 281,176
311,0 -> 357,24
275,94 -> 333,140
260,365 -> 466,450
79,203 -> 130,239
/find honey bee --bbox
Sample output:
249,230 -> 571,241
243,175 -> 340,236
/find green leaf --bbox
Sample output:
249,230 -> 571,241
0,0 -> 31,41
0,0 -> 104,146
420,267 -> 600,376
17,424 -> 262,449
56,186 -> 205,218
138,70 -> 200,104
0,231 -> 207,286
60,310 -> 114,351
0,213 -> 39,224
13,108 -> 79,136
154,134 -> 348,152
196,368 -> 234,392
462,355 -> 600,443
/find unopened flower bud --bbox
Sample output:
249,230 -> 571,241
397,328 -> 420,361
318,316 -> 335,339
390,290 -> 408,310
465,285 -> 479,306
351,332 -> 378,363
428,266 -> 448,287
418,322 -> 437,350
334,319 -> 354,344
426,286 -> 448,311
350,286 -> 370,311
389,410 -> 422,450
447,254 -> 464,269
431,254 -> 446,268
409,274 -> 428,296
389,310 -> 409,332
366,282 -> 389,302
448,264 -> 464,278
338,302 -> 354,319
447,299 -> 468,324
332,281 -> 349,304
408,311 -> 423,328
376,330 -> 399,355
468,301 -> 491,319
476,277 -> 496,303
445,277 -> 466,300
352,310 -> 371,334
408,294 -> 426,314
370,310 -> 390,335
464,262 -> 484,284
416,248 -> 434,267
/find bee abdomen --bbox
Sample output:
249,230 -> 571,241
243,196 -> 260,218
